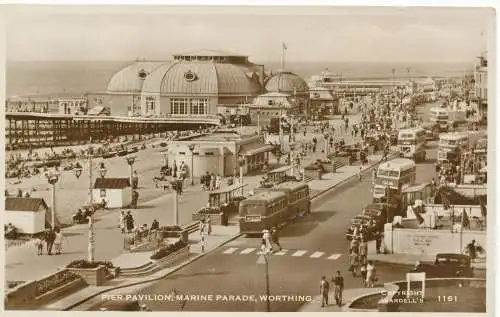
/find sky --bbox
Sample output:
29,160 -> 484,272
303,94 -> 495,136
2,5 -> 495,62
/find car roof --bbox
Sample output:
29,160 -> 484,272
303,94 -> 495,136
436,253 -> 471,259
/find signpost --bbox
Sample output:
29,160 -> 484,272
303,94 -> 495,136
406,272 -> 426,300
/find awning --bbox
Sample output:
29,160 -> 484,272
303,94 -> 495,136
239,143 -> 274,156
402,183 -> 430,193
87,106 -> 106,115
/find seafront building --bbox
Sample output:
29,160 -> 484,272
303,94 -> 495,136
473,51 -> 488,120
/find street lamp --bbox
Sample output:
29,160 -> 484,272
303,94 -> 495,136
73,160 -> 107,263
188,144 -> 195,186
238,156 -> 245,196
256,254 -> 271,312
125,156 -> 136,207
324,133 -> 329,159
44,170 -> 60,229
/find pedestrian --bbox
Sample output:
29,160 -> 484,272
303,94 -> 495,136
366,261 -> 376,287
119,210 -> 126,234
270,227 -> 282,251
465,240 -> 477,260
45,228 -> 56,255
332,271 -> 344,306
375,231 -> 383,254
360,264 -> 367,286
348,249 -> 359,277
126,211 -> 135,233
35,236 -> 44,255
358,166 -> 362,181
54,228 -> 63,255
206,216 -> 212,235
319,276 -> 330,307
262,229 -> 272,254
359,239 -> 368,266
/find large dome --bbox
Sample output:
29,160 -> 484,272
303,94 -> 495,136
106,61 -> 166,92
265,71 -> 308,94
142,61 -> 261,95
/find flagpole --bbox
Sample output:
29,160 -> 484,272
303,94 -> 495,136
281,43 -> 286,70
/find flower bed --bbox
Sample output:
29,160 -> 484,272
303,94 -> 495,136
36,270 -> 81,297
158,226 -> 188,243
151,240 -> 188,260
5,269 -> 86,309
66,260 -> 116,286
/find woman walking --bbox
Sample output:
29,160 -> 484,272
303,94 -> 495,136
366,261 -> 376,288
53,228 -> 63,255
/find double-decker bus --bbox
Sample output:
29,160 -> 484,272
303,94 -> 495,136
437,132 -> 469,166
373,158 -> 416,201
398,127 -> 427,162
429,107 -> 449,132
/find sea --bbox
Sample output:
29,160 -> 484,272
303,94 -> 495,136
5,60 -> 473,98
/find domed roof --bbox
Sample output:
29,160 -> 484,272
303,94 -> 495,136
107,61 -> 166,92
157,61 -> 261,95
265,71 -> 308,94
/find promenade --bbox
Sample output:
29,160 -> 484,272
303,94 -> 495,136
45,152 -> 385,311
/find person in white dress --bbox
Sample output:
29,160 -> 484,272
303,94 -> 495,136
262,229 -> 272,254
366,261 -> 376,287
54,229 -> 63,255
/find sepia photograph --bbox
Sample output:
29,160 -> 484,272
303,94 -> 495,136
1,3 -> 495,314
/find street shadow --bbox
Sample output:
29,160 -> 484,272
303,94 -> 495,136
63,232 -> 83,237
300,211 -> 336,223
132,205 -> 155,210
166,271 -> 228,280
277,223 -> 318,237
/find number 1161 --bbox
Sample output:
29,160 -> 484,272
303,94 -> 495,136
438,296 -> 458,302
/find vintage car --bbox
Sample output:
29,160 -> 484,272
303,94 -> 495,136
410,253 -> 474,278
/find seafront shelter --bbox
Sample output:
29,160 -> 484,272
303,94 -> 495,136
166,131 -> 274,178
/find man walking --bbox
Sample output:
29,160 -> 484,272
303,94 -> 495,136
270,227 -> 282,252
45,228 -> 56,255
332,271 -> 344,306
320,276 -> 330,307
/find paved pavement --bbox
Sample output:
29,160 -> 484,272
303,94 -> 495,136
4,124 -> 353,283
298,287 -> 385,312
80,144 -> 437,312
76,147 -> 433,312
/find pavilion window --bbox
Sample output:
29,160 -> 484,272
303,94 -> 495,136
171,98 -> 189,115
190,98 -> 208,115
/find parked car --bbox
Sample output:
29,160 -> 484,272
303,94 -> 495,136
410,253 -> 473,278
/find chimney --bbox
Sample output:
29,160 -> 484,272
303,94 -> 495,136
260,65 -> 265,94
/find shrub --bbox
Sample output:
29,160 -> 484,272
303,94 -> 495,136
198,207 -> 222,215
150,240 -> 188,260
66,260 -> 115,269
36,270 -> 80,296
159,225 -> 182,232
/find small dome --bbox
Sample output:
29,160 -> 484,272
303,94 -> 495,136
107,61 -> 166,92
265,71 -> 308,94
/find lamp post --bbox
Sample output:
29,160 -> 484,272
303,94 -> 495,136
238,156 -> 245,196
256,254 -> 271,312
73,160 -> 107,263
125,156 -> 136,207
289,142 -> 295,176
188,144 -> 195,186
44,170 -> 60,229
324,132 -> 329,159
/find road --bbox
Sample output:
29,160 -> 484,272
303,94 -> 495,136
91,141 -> 438,312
